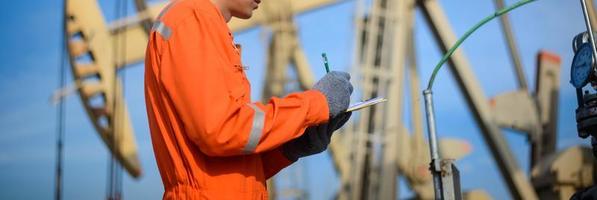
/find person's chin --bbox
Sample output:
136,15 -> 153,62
233,11 -> 252,19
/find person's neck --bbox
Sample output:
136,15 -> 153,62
210,0 -> 232,22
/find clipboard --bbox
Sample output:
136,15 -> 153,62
346,97 -> 388,112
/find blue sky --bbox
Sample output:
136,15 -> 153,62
0,0 -> 589,199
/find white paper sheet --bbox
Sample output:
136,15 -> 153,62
346,97 -> 388,112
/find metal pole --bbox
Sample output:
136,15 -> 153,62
418,1 -> 538,198
493,0 -> 528,90
55,1 -> 68,199
423,89 -> 442,200
581,0 -> 597,70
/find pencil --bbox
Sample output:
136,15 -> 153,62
321,53 -> 330,73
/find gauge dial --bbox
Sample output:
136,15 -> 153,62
571,43 -> 594,88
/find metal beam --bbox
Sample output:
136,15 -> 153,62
229,0 -> 348,32
418,0 -> 538,199
348,0 -> 384,197
584,0 -> 597,33
379,0 -> 412,198
110,0 -> 347,68
531,51 -> 560,168
493,0 -> 527,90
66,0 -> 141,178
489,90 -> 540,134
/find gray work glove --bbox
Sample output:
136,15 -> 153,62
571,185 -> 597,200
282,112 -> 352,161
313,71 -> 353,118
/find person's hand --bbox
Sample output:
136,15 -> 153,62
282,112 -> 352,161
313,71 -> 353,118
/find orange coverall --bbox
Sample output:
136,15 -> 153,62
144,0 -> 330,199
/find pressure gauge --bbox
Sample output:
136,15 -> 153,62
574,32 -> 590,52
571,43 -> 595,88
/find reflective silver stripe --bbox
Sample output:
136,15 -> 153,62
151,1 -> 177,40
244,103 -> 265,153
152,21 -> 172,40
157,1 -> 177,20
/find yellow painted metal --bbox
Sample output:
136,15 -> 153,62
111,0 -> 346,68
66,0 -> 141,178
330,0 -> 478,198
260,0 -> 315,103
489,90 -> 540,134
464,190 -> 493,200
532,146 -> 595,200
531,51 -> 561,167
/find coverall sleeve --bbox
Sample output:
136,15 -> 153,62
261,148 -> 294,180
159,15 -> 329,157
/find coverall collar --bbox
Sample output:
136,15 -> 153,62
209,0 -> 232,22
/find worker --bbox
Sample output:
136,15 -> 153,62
144,0 -> 354,199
